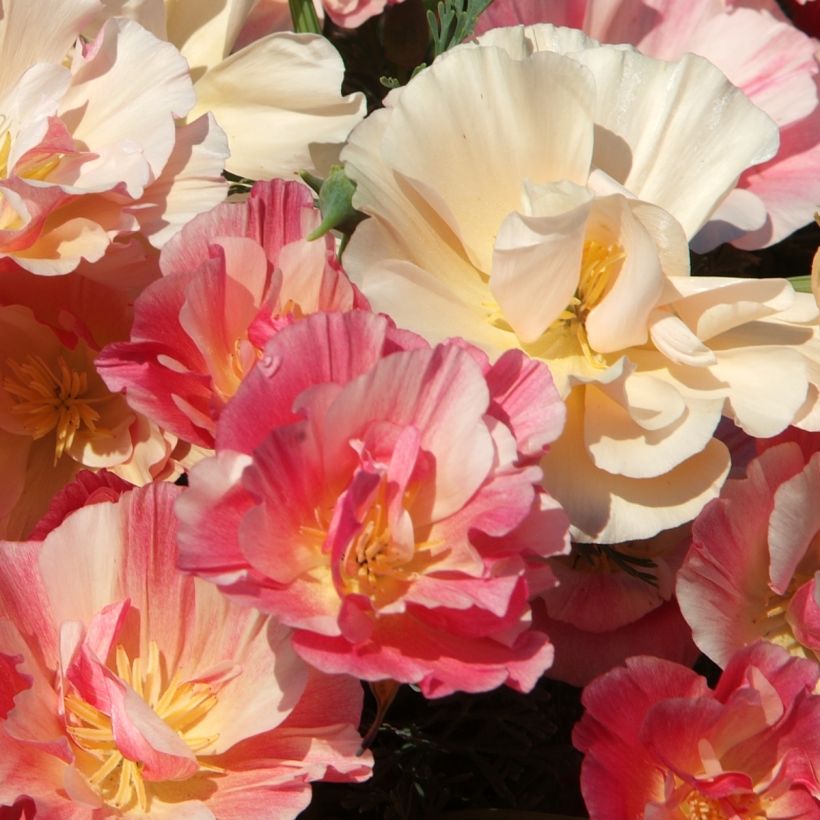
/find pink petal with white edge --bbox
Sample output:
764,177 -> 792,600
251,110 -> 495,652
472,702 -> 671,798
217,311 -> 423,453
318,344 -> 495,521
484,348 -> 566,457
105,674 -> 199,781
292,613 -> 554,698
768,452 -> 820,594
787,576 -> 820,651
677,443 -> 808,666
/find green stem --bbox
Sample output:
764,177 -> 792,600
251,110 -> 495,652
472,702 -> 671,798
289,0 -> 322,34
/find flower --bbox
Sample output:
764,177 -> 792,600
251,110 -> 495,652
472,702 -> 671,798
532,525 -> 699,686
0,481 -> 371,816
97,179 -> 366,450
475,0 -> 820,250
99,0 -> 367,178
573,642 -> 820,818
0,1 -> 228,275
678,433 -> 820,667
176,310 -> 569,697
342,26 -> 820,545
0,268 -> 178,539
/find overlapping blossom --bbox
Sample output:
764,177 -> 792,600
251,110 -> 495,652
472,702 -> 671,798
99,0 -> 367,178
475,0 -> 820,251
176,310 -> 569,697
574,643 -> 820,817
97,179 -> 365,450
0,269 -> 179,539
0,0 -> 228,276
342,25 -> 820,546
678,431 -> 820,667
0,481 -> 371,817
533,524 -> 699,686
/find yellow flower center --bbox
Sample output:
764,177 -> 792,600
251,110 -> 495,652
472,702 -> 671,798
300,480 -> 438,609
3,353 -> 110,464
64,641 -> 223,813
0,115 -> 64,181
680,789 -> 766,819
551,239 -> 625,364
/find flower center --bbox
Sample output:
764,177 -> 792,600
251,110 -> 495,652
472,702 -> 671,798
551,239 -> 624,364
64,641 -> 223,813
3,354 -> 109,464
562,240 -> 625,324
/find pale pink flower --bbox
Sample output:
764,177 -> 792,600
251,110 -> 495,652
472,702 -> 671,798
97,0 -> 366,178
0,1 -> 228,276
0,268 -> 178,539
475,0 -> 820,250
678,435 -> 820,668
177,310 -> 569,697
0,481 -> 371,817
574,642 -> 820,818
97,179 -> 366,450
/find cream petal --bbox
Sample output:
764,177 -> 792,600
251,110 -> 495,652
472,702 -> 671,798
476,20 -> 599,58
344,115 -> 484,291
541,387 -> 729,542
61,18 -> 196,196
669,276 -> 795,341
710,343 -> 811,437
379,45 -> 596,272
691,187 -> 768,252
358,259 -> 516,357
649,311 -> 717,367
164,0 -> 257,78
0,0 -> 101,96
129,113 -> 229,249
190,33 -> 366,179
491,180 -> 591,343
574,46 -> 779,238
584,196 -> 672,353
584,378 -> 723,478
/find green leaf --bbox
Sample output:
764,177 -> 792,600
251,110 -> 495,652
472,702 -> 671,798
789,275 -> 814,294
427,0 -> 494,57
301,165 -> 367,247
289,0 -> 322,34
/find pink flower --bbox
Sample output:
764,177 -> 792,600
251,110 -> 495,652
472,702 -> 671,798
97,179 -> 366,450
678,435 -> 820,668
323,0 -> 406,28
0,2 -> 227,276
177,310 -> 569,697
0,482 -> 371,817
574,642 -> 820,818
532,525 -> 699,686
0,268 -> 178,539
475,0 -> 820,250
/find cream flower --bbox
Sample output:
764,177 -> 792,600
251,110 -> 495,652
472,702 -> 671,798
342,25 -> 820,542
100,0 -> 367,178
0,0 -> 228,276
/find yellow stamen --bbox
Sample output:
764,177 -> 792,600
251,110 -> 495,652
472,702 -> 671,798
64,640 -> 224,813
3,354 -> 109,464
